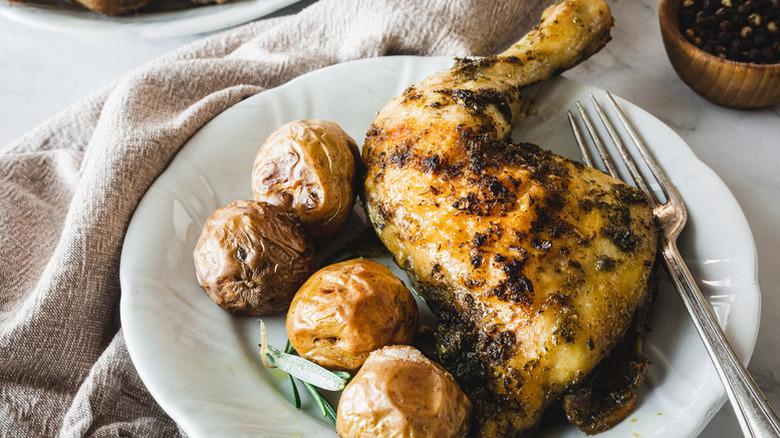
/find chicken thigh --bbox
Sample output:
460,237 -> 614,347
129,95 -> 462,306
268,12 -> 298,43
362,0 -> 658,436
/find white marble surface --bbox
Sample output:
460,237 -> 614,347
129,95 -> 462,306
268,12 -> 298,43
1,0 -> 779,436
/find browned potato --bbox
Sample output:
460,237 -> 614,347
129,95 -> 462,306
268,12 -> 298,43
336,345 -> 472,438
193,200 -> 315,316
286,258 -> 418,373
251,119 -> 360,242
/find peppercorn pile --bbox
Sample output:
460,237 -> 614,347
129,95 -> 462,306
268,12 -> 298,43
680,0 -> 780,64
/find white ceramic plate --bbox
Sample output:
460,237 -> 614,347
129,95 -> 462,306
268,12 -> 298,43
119,56 -> 761,438
0,0 -> 299,37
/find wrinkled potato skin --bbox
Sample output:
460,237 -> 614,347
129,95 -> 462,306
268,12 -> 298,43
251,119 -> 361,242
193,200 -> 316,316
336,346 -> 472,438
286,259 -> 418,373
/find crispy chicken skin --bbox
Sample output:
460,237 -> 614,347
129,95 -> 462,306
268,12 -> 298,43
362,0 -> 658,436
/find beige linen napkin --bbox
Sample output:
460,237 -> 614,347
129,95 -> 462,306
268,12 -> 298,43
0,0 -> 546,435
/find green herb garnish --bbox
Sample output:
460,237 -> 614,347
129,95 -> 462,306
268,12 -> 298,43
258,320 -> 349,424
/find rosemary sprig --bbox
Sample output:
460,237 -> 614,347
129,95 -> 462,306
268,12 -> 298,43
258,320 -> 349,424
286,374 -> 301,409
284,339 -> 295,354
317,226 -> 391,268
302,380 -> 338,424
319,245 -> 357,268
284,340 -> 301,408
263,344 -> 348,391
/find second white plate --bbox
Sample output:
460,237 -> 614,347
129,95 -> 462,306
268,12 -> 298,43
0,0 -> 299,37
120,55 -> 761,438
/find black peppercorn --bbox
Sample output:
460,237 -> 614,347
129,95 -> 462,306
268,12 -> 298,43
679,0 -> 780,64
755,29 -> 768,44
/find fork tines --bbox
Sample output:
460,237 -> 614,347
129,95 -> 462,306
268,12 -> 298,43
570,91 -> 780,437
567,91 -> 675,207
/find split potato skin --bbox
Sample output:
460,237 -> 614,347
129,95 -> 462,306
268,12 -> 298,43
193,200 -> 316,316
251,119 -> 361,242
286,258 -> 418,373
336,345 -> 472,438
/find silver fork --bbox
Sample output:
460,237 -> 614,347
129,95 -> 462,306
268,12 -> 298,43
568,91 -> 780,438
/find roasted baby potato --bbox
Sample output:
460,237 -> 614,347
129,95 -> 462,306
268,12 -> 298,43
193,200 -> 315,316
251,119 -> 361,242
336,345 -> 472,438
286,258 -> 418,373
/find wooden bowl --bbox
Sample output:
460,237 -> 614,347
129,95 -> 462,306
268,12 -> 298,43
658,0 -> 780,109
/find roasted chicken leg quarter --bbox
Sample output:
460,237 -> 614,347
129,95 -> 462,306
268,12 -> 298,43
362,0 -> 659,436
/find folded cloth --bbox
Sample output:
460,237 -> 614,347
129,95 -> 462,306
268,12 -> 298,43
0,0 -> 546,435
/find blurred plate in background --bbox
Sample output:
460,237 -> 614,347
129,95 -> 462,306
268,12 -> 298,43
0,0 -> 299,37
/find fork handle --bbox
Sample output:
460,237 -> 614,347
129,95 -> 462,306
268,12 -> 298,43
663,242 -> 780,437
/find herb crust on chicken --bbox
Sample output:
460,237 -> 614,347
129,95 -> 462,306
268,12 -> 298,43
361,0 -> 659,436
